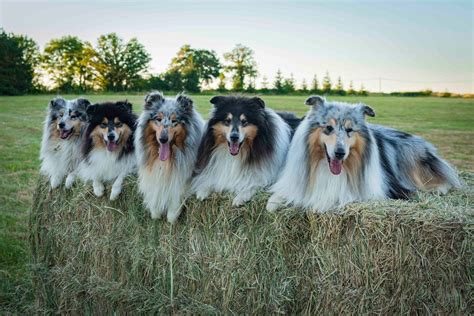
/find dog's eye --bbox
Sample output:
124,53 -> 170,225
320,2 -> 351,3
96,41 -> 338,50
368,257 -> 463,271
224,119 -> 231,126
325,126 -> 334,133
155,117 -> 162,122
346,128 -> 353,134
70,115 -> 77,120
115,122 -> 123,127
171,119 -> 177,124
59,113 -> 64,117
100,123 -> 107,128
241,119 -> 248,127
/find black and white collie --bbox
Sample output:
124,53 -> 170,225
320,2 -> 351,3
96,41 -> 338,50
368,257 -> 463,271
191,96 -> 295,206
135,92 -> 204,223
267,96 -> 461,212
40,97 -> 90,189
78,101 -> 137,200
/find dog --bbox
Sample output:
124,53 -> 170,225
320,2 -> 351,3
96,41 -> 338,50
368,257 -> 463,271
78,101 -> 137,200
191,95 -> 297,206
267,95 -> 461,212
40,97 -> 90,189
135,92 -> 204,223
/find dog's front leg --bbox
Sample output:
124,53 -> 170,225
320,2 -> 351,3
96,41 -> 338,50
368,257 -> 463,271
232,188 -> 257,206
266,194 -> 285,212
166,197 -> 183,224
65,170 -> 77,189
92,179 -> 105,197
110,174 -> 125,200
50,174 -> 63,189
195,186 -> 212,201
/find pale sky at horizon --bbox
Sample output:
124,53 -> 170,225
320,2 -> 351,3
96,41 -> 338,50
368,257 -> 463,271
1,0 -> 473,93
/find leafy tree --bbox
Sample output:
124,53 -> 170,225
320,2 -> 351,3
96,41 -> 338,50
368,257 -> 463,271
217,72 -> 227,92
224,44 -> 257,91
311,74 -> 319,93
163,70 -> 184,91
0,30 -> 36,95
95,33 -> 151,91
274,69 -> 284,94
300,79 -> 308,92
168,44 -> 221,92
335,76 -> 346,95
347,81 -> 356,95
282,73 -> 296,93
322,71 -> 332,94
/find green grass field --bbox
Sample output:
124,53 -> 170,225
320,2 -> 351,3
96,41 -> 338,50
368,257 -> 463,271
1,94 -> 473,313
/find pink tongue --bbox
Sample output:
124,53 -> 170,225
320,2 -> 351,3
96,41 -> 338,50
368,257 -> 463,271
107,141 -> 118,152
60,130 -> 69,139
329,158 -> 343,175
229,142 -> 240,155
159,142 -> 170,161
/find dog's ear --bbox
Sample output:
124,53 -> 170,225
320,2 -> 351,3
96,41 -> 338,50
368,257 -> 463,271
304,95 -> 325,108
252,97 -> 265,109
49,97 -> 66,111
176,93 -> 193,111
144,91 -> 164,110
359,104 -> 375,117
86,104 -> 98,116
75,98 -> 91,112
119,100 -> 133,113
209,96 -> 226,107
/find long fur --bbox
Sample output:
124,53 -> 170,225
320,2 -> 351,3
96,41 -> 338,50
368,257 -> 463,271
267,96 -> 461,212
135,92 -> 204,223
78,101 -> 137,200
40,97 -> 90,189
191,95 -> 294,206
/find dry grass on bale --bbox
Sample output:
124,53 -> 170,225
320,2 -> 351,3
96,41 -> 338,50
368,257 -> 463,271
30,172 -> 473,314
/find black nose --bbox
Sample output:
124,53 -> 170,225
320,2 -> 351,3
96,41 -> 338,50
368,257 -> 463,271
58,122 -> 65,128
335,150 -> 345,160
230,133 -> 239,143
107,134 -> 115,141
159,136 -> 168,143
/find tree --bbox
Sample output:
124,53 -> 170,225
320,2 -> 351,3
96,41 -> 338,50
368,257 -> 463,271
322,71 -> 332,94
335,76 -> 346,95
224,44 -> 257,91
347,81 -> 356,95
311,74 -> 319,93
260,75 -> 269,92
274,69 -> 284,94
168,44 -> 221,92
0,30 -> 37,95
217,72 -> 227,92
282,73 -> 296,93
358,83 -> 368,96
95,33 -> 151,91
300,79 -> 308,92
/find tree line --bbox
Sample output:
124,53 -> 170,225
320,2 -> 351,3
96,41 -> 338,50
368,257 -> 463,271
0,29 -> 458,97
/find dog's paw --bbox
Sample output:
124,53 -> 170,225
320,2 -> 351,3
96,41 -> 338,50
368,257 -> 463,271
93,182 -> 105,197
109,185 -> 122,200
266,195 -> 283,212
50,177 -> 62,189
166,209 -> 182,224
232,191 -> 253,207
65,174 -> 75,189
195,188 -> 211,201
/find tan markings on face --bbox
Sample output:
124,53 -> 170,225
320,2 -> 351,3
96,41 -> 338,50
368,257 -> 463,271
344,132 -> 366,190
212,122 -> 229,146
90,124 -> 106,149
70,112 -> 84,136
240,124 -> 258,152
344,119 -> 352,129
307,128 -> 326,185
144,122 -> 160,168
49,118 -> 60,140
320,131 -> 337,148
114,117 -> 131,147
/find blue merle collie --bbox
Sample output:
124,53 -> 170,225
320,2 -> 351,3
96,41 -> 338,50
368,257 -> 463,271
78,101 -> 137,200
135,92 -> 204,223
267,96 -> 461,212
191,95 -> 297,206
40,97 -> 90,189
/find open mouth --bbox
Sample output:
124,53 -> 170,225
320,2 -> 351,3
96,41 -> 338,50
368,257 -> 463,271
325,145 -> 343,176
59,128 -> 73,140
227,141 -> 242,156
159,141 -> 170,161
105,139 -> 119,152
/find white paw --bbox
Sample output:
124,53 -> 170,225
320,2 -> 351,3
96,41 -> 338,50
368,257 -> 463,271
109,186 -> 122,200
232,191 -> 253,206
65,174 -> 75,189
167,209 -> 182,224
195,188 -> 211,201
266,195 -> 283,212
150,209 -> 164,219
50,177 -> 62,189
93,183 -> 105,197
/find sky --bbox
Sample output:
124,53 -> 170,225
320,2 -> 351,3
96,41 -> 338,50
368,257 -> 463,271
1,0 -> 473,93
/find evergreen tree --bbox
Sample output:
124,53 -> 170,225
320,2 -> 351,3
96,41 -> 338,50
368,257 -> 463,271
274,69 -> 284,94
311,74 -> 319,93
260,75 -> 269,92
322,71 -> 332,94
300,79 -> 308,92
282,73 -> 296,93
347,81 -> 356,95
358,83 -> 368,96
335,76 -> 346,95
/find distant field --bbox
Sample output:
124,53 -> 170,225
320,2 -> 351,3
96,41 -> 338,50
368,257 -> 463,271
0,94 -> 473,312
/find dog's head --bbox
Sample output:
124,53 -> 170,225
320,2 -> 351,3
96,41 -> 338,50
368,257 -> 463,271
142,91 -> 193,161
86,101 -> 135,152
48,97 -> 90,140
305,95 -> 375,175
209,96 -> 266,156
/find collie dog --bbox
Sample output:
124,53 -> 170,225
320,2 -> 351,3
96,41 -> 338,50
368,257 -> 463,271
135,92 -> 204,223
78,101 -> 137,200
267,96 -> 461,212
191,95 -> 295,206
40,97 -> 90,189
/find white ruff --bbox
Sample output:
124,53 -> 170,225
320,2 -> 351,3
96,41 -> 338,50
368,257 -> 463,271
78,149 -> 136,183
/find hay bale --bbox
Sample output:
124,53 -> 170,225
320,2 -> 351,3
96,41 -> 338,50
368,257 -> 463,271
30,173 -> 473,314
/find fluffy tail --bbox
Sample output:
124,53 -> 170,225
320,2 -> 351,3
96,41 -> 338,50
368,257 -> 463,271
416,150 -> 461,193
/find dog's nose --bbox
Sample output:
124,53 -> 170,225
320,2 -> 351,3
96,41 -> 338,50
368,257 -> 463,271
335,149 -> 345,160
107,133 -> 115,141
159,135 -> 168,143
58,122 -> 65,128
230,133 -> 239,143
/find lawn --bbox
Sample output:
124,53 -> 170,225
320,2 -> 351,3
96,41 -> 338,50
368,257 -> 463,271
0,94 -> 473,312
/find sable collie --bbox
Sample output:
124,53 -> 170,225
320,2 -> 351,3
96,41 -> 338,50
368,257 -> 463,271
135,92 -> 204,223
267,96 -> 461,212
191,95 -> 296,206
40,97 -> 90,189
78,101 -> 137,200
